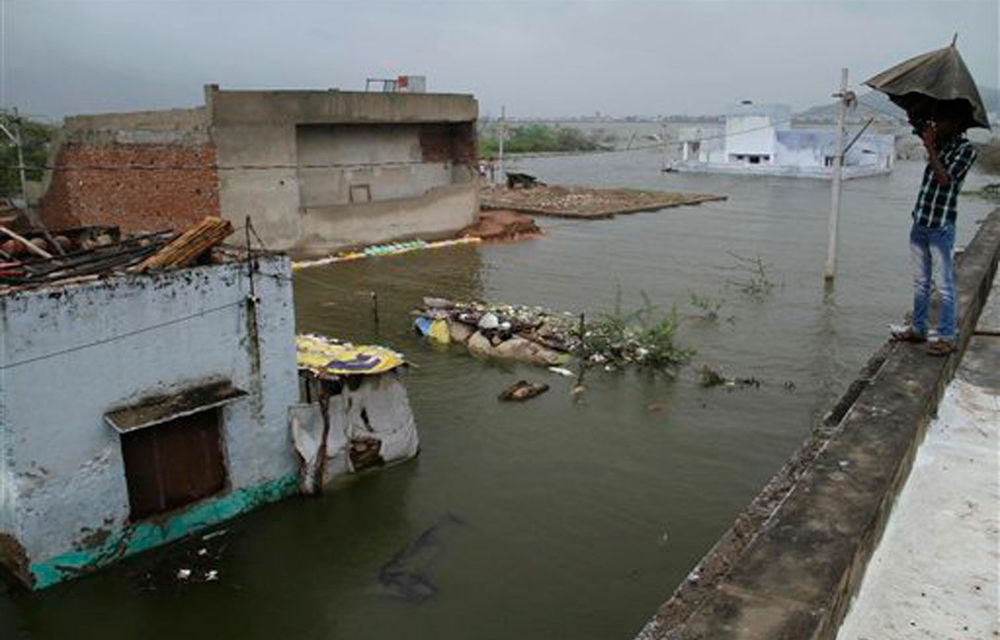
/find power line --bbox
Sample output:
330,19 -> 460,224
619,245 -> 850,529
0,116 -> 821,173
0,298 -> 246,370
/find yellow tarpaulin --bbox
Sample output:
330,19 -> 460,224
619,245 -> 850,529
297,334 -> 406,377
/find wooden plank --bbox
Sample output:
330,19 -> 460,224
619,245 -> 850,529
0,224 -> 53,259
133,216 -> 233,272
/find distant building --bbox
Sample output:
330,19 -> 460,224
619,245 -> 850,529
40,84 -> 479,255
676,103 -> 894,179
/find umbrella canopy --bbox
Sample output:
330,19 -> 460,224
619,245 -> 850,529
864,44 -> 990,130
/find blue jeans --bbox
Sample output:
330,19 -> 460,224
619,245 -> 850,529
909,222 -> 957,340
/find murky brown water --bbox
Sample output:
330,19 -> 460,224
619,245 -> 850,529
2,150 -> 995,639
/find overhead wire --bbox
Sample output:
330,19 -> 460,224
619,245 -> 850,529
0,116 -> 812,174
1,101 -> 903,175
0,298 -> 247,370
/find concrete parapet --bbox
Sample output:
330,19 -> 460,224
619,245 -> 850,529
635,208 -> 1000,640
207,86 -> 478,126
62,107 -> 211,145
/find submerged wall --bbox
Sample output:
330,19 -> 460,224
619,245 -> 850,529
0,256 -> 298,588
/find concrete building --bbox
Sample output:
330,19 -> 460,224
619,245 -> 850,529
0,252 -> 300,589
0,234 -> 423,590
40,85 -> 479,255
677,103 -> 895,179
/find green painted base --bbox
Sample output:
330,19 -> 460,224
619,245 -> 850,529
29,475 -> 299,589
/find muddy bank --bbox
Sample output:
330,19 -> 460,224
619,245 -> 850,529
458,210 -> 542,242
480,184 -> 726,219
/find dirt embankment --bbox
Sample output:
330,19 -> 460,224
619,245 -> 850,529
459,210 -> 542,242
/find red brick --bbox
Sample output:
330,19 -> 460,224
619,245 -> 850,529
40,143 -> 220,234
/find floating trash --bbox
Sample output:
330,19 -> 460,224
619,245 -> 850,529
293,237 -> 482,270
498,380 -> 550,402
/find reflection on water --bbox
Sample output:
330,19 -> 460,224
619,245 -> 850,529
3,154 -> 995,640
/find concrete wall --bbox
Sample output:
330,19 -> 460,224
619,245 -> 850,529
206,86 -> 477,126
40,87 -> 479,252
0,256 -> 299,588
296,124 -> 453,207
215,121 -> 301,249
724,115 -> 778,158
211,87 -> 479,252
298,182 -> 477,253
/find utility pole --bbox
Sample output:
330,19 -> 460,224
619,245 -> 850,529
0,108 -> 64,254
0,108 -> 27,215
661,122 -> 669,171
498,105 -> 505,187
824,68 -> 849,284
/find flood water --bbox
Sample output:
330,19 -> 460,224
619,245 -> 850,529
2,151 -> 995,639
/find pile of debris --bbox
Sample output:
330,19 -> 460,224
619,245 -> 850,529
0,217 -> 235,292
414,297 -> 694,372
413,298 -> 577,367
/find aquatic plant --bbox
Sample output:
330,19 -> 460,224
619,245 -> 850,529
689,292 -> 726,322
575,292 -> 693,371
724,251 -> 777,300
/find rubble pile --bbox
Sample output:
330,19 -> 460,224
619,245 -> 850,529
414,297 -> 578,367
414,297 -> 693,371
0,217 -> 236,292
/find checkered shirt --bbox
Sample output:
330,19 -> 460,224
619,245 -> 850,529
912,135 -> 977,228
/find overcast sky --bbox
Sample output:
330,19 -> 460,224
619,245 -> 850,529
4,0 -> 998,122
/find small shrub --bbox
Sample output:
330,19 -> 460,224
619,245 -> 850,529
689,292 -> 725,321
724,251 -> 776,300
575,291 -> 693,371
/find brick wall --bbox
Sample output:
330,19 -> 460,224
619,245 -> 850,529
40,143 -> 220,234
419,123 -> 477,164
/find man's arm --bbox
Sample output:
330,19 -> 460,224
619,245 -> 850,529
922,128 -> 950,187
946,143 -> 977,183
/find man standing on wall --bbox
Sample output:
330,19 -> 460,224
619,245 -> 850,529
891,103 -> 977,355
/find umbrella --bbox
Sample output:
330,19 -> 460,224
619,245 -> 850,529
864,41 -> 990,130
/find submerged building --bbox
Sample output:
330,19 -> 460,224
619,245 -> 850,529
40,84 -> 479,255
676,103 -> 895,179
0,223 -> 419,589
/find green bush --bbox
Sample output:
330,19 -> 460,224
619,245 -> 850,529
479,123 -> 611,156
574,292 -> 693,372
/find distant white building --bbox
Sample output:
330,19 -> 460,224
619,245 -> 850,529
676,103 -> 894,179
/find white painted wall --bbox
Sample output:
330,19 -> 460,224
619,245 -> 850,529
0,257 -> 298,565
724,115 -> 777,158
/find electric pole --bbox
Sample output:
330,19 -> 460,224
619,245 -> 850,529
0,108 -> 28,216
824,68 -> 849,284
498,105 -> 505,187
